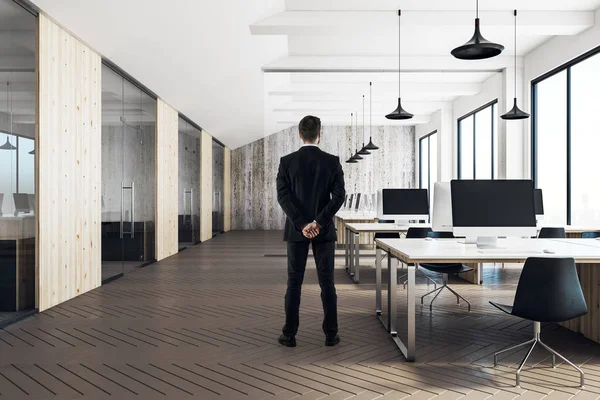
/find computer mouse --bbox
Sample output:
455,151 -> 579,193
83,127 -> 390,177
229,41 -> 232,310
543,249 -> 555,254
425,237 -> 433,241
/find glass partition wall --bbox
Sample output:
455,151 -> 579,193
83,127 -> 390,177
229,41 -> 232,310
212,141 -> 225,236
178,117 -> 201,248
101,65 -> 157,282
0,0 -> 37,325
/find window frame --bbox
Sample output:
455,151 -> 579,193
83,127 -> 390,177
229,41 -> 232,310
531,44 -> 600,225
457,100 -> 498,180
419,130 -> 437,213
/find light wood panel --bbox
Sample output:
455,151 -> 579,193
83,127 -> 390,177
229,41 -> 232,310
37,15 -> 102,311
224,147 -> 231,232
200,131 -> 213,241
155,99 -> 179,260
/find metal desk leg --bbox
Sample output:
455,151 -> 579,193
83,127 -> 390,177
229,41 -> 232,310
344,227 -> 349,268
390,258 -> 416,362
387,255 -> 397,334
478,263 -> 483,284
353,232 -> 360,283
348,231 -> 355,277
375,247 -> 382,316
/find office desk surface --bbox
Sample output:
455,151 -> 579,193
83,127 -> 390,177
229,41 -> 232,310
335,213 -> 377,221
375,238 -> 600,264
346,222 -> 430,233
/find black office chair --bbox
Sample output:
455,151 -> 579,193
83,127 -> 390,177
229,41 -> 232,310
538,227 -> 566,238
406,227 -> 432,239
427,231 -> 455,239
398,227 -> 436,288
582,231 -> 599,239
418,231 -> 472,312
490,257 -> 587,388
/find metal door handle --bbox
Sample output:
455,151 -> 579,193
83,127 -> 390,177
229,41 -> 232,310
131,181 -> 135,239
121,181 -> 135,238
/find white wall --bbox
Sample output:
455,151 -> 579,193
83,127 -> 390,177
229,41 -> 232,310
414,106 -> 453,187
523,9 -> 600,178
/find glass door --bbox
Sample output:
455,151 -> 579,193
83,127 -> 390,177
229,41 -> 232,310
101,67 -> 125,282
212,141 -> 225,236
101,65 -> 157,282
178,117 -> 201,248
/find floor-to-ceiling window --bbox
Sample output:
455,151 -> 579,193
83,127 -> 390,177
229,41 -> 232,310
212,140 -> 225,236
458,101 -> 497,179
101,64 -> 157,282
419,130 -> 437,209
0,0 -> 37,325
533,47 -> 600,225
178,116 -> 201,249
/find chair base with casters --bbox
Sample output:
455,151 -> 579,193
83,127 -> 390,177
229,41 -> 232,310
420,263 -> 472,312
490,317 -> 584,388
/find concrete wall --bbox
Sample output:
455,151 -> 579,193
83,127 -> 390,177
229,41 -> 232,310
232,124 -> 415,230
178,132 -> 201,217
101,123 -> 156,222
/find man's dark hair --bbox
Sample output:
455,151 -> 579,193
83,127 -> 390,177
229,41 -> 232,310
298,115 -> 321,142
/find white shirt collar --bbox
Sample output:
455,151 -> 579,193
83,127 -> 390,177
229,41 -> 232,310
301,143 -> 319,148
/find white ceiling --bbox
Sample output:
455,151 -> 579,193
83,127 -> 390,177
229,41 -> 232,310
29,0 -> 600,148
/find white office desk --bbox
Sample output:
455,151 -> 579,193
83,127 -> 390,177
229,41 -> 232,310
374,238 -> 600,361
333,213 -> 378,246
344,222 -> 430,283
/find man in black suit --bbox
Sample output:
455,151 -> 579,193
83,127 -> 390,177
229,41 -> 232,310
276,115 -> 346,348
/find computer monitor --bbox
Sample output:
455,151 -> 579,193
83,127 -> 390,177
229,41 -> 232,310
534,189 -> 544,216
28,194 -> 35,213
432,182 -> 452,232
354,193 -> 361,211
451,180 -> 537,247
13,193 -> 31,216
378,188 -> 429,220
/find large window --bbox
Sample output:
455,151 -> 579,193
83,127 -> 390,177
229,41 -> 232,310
0,0 -> 37,322
533,48 -> 600,225
419,131 -> 437,209
458,101 -> 497,179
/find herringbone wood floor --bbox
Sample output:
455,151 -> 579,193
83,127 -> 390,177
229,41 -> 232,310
2,231 -> 600,400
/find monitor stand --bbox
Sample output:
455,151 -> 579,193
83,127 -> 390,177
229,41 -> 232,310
460,236 -> 499,248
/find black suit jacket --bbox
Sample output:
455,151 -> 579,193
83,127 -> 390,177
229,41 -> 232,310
276,146 -> 346,242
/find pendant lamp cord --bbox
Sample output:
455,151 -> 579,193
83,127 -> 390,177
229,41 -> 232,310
362,95 -> 365,146
369,82 -> 372,140
476,0 -> 479,18
514,9 -> 517,98
350,113 -> 353,157
398,10 -> 401,97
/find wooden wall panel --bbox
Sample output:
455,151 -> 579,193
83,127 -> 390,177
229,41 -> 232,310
37,15 -> 102,311
200,132 -> 213,241
155,99 -> 179,260
224,147 -> 231,232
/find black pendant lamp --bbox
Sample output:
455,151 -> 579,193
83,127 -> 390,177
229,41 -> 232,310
386,10 -> 413,120
501,10 -> 530,120
451,0 -> 504,60
29,149 -> 35,155
358,95 -> 371,156
364,82 -> 379,150
0,81 -> 16,151
345,113 -> 358,163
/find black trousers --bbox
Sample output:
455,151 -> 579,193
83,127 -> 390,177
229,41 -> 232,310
283,240 -> 338,338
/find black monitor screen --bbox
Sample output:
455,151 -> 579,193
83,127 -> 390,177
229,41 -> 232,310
451,180 -> 536,227
348,194 -> 354,209
382,189 -> 429,215
354,193 -> 361,210
534,189 -> 544,215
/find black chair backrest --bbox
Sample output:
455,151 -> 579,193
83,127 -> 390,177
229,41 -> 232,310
428,231 -> 455,239
375,219 -> 400,239
512,257 -> 587,322
406,227 -> 433,239
538,227 -> 566,239
582,231 -> 600,239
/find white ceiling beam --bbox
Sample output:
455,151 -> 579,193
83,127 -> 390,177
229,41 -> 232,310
263,55 -> 521,73
251,11 -> 593,36
269,81 -> 482,97
276,114 -> 431,125
285,0 -> 600,12
273,101 -> 449,114
288,71 -> 497,84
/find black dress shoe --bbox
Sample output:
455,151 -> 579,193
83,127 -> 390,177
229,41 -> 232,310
278,334 -> 296,347
325,334 -> 340,347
